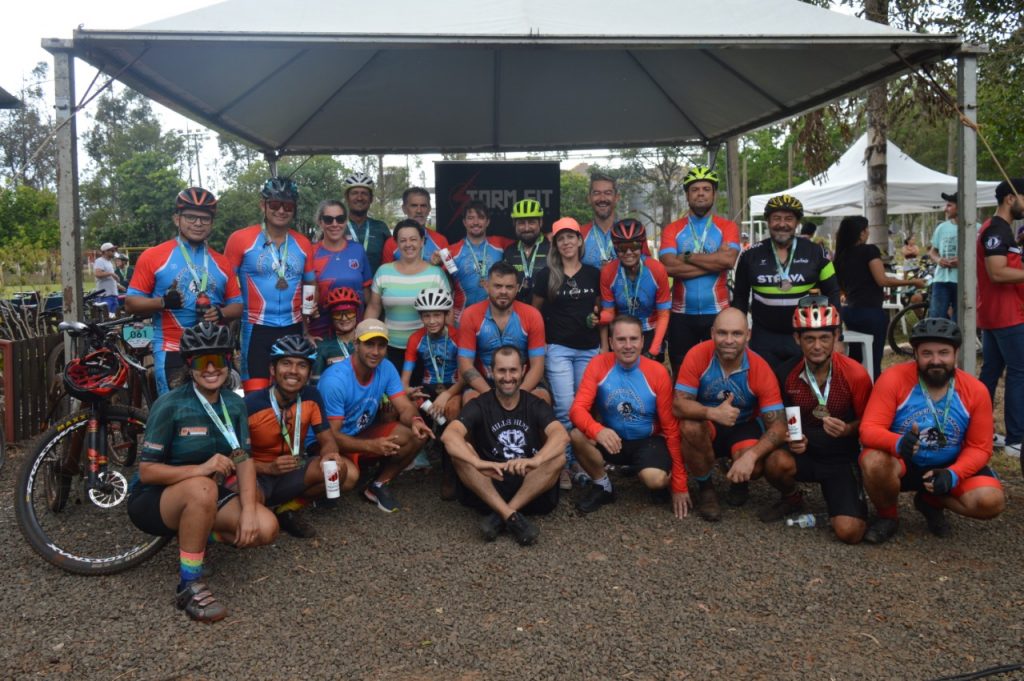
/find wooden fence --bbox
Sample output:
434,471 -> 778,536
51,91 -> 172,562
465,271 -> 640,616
1,333 -> 62,442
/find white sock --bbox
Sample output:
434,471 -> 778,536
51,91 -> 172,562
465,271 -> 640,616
594,475 -> 612,492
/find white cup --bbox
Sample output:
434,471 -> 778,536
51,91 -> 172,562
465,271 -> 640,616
321,459 -> 341,499
301,284 -> 316,315
438,248 -> 458,275
785,406 -> 803,442
420,399 -> 447,425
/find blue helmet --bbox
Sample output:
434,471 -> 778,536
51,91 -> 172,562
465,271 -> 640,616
270,334 -> 316,361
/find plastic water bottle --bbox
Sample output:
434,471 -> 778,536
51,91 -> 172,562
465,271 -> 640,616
785,513 -> 827,528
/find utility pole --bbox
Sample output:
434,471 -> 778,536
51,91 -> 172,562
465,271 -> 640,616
864,0 -> 890,249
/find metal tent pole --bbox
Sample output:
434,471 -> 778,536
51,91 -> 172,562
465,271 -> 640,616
956,49 -> 979,373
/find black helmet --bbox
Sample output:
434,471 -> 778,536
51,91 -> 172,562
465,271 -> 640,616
176,186 -> 218,215
270,334 -> 317,361
260,176 -> 299,203
180,322 -> 234,358
611,218 -> 646,243
910,318 -> 962,349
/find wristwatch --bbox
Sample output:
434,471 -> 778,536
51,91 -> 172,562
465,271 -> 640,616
683,251 -> 693,264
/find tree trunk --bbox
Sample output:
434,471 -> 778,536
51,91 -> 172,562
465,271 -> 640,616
864,0 -> 889,249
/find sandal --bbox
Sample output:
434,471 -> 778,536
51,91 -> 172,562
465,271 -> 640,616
175,582 -> 227,623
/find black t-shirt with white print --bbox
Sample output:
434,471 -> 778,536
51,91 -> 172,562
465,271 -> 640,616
458,389 -> 557,463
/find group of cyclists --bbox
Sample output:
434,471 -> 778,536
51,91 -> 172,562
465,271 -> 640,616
113,166 -> 1021,623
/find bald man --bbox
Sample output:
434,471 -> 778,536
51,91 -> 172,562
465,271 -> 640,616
672,308 -> 788,521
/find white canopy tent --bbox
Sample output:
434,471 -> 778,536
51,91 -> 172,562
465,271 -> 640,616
749,134 -> 1000,217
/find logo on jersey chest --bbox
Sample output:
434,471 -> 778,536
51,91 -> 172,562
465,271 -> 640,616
348,258 -> 361,270
756,273 -> 809,285
180,426 -> 209,436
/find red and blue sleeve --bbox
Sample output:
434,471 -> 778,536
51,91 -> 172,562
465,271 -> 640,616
750,354 -> 784,413
650,363 -> 687,493
126,249 -> 158,297
949,375 -> 993,481
859,366 -> 908,456
522,305 -> 546,359
223,228 -> 247,272
211,251 -> 243,304
674,341 -> 709,394
569,354 -> 608,440
404,329 -> 425,374
720,218 -> 741,250
456,305 -> 481,360
659,222 -> 680,257
651,260 -> 671,310
297,233 -> 316,283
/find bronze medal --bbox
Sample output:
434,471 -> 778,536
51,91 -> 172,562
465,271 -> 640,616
779,278 -> 793,292
230,448 -> 248,463
812,405 -> 830,420
276,276 -> 288,290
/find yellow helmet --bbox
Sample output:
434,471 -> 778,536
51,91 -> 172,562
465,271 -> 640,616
764,194 -> 804,220
511,199 -> 544,219
683,166 -> 720,189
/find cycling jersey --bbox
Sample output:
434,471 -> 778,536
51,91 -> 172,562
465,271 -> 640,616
860,362 -> 993,480
308,239 -> 371,338
775,352 -> 872,458
371,264 -> 451,349
732,237 -> 841,334
136,384 -> 250,491
674,340 -> 784,423
977,216 -> 1024,330
457,300 -> 546,379
570,353 -> 686,493
244,385 -> 328,464
581,221 -> 652,269
381,229 -> 450,265
599,256 -> 670,332
127,238 -> 242,394
659,214 -> 740,314
502,238 -> 551,302
224,224 -> 316,327
318,356 -> 405,436
403,325 -> 459,385
448,236 -> 512,315
312,337 -> 353,380
346,217 -> 391,272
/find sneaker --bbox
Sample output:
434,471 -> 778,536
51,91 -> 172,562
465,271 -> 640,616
725,482 -> 749,507
1004,442 -> 1021,459
364,481 -> 400,513
695,486 -> 722,522
863,517 -> 900,545
479,512 -> 504,541
913,492 -> 951,538
757,492 -> 806,523
576,485 -> 616,514
405,450 -> 432,471
276,510 -> 316,539
558,468 -> 572,491
505,512 -> 540,546
994,433 -> 1006,449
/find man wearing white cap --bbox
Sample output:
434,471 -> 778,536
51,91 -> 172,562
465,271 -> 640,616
94,242 -> 120,314
317,318 -> 434,512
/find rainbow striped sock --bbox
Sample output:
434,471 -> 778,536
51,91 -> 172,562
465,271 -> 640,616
178,549 -> 205,591
274,497 -> 309,514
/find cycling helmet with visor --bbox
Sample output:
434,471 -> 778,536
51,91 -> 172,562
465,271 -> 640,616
683,166 -> 720,190
414,287 -> 454,312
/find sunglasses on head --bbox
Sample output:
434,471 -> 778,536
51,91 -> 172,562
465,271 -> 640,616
267,200 -> 296,213
797,295 -> 830,308
331,309 -> 358,320
614,242 -> 643,253
188,353 -> 231,371
319,214 -> 346,225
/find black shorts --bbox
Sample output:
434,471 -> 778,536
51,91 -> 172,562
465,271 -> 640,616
257,459 -> 313,507
127,483 -> 238,537
669,312 -> 715,371
247,322 -> 302,380
793,454 -> 867,519
598,436 -> 672,473
456,472 -> 560,516
749,325 -> 800,366
710,420 -> 763,460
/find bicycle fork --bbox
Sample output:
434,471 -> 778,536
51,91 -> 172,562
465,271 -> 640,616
85,412 -> 108,495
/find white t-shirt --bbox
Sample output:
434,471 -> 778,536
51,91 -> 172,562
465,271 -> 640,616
94,256 -> 118,295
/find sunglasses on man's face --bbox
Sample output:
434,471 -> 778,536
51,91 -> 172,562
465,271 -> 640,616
614,242 -> 643,254
267,201 -> 296,213
188,353 -> 231,371
319,214 -> 346,225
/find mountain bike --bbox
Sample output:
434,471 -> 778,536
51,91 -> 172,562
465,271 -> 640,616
14,315 -> 168,575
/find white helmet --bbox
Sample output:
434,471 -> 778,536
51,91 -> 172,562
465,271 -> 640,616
414,287 -> 453,312
344,172 -> 375,194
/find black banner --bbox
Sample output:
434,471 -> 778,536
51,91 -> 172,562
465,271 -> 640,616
434,161 -> 560,243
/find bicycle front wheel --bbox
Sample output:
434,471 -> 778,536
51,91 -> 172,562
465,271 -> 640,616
887,302 -> 929,357
15,405 -> 169,575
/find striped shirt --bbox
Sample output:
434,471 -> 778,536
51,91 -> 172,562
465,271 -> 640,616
371,263 -> 451,349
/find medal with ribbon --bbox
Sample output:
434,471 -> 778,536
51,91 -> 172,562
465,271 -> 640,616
176,237 -> 209,295
688,215 -> 712,255
772,240 -> 796,291
621,260 -> 645,316
918,376 -> 955,447
269,386 -> 303,458
262,223 -> 290,289
192,385 -> 244,465
425,330 -> 449,383
803,360 -> 832,420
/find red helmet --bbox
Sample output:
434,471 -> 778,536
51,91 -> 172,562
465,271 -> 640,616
325,287 -> 360,311
176,187 -> 218,215
611,219 -> 646,243
63,349 -> 129,399
793,296 -> 841,331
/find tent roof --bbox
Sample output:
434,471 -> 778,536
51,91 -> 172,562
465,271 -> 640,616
0,86 -> 21,109
67,0 -> 963,155
749,133 -> 1001,216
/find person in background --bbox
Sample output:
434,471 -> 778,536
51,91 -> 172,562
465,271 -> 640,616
928,191 -> 961,322
94,242 -> 120,314
798,222 -> 817,240
309,200 -> 371,340
901,234 -> 921,263
740,233 -> 751,252
343,172 -> 390,272
382,188 -> 450,264
832,215 -> 926,381
114,253 -> 131,291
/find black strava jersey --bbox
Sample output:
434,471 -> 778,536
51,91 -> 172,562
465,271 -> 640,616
732,238 -> 841,334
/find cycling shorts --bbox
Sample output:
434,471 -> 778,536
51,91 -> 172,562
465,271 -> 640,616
456,473 -> 559,516
241,322 -> 302,381
597,436 -> 672,473
668,312 -> 715,372
897,461 -> 1002,498
257,458 -> 313,507
793,453 -> 868,519
340,421 -> 403,471
128,483 -> 238,537
708,419 -> 763,460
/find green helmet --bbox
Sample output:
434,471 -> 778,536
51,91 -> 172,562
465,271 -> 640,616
511,199 -> 544,219
764,194 -> 805,220
683,166 -> 720,190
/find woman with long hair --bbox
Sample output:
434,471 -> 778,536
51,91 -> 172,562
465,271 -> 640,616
532,217 -> 603,489
833,216 -> 925,379
309,200 -> 372,340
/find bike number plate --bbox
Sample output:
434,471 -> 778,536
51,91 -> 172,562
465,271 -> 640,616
122,323 -> 154,349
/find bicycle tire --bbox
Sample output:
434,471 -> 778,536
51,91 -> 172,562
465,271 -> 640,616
15,405 -> 169,575
887,302 -> 930,357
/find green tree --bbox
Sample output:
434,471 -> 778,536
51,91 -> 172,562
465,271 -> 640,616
0,62 -> 56,189
559,170 -> 591,223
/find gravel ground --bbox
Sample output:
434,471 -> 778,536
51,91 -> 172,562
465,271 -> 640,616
1,443 -> 1023,681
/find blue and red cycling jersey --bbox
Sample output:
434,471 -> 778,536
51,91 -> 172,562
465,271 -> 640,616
570,353 -> 686,493
127,238 -> 242,393
599,256 -> 671,331
447,236 -> 512,316
224,224 -> 316,327
674,340 -> 784,423
659,214 -> 740,314
403,325 -> 459,385
581,221 -> 651,269
860,362 -> 993,482
318,356 -> 405,437
308,239 -> 372,338
457,300 -> 545,379
381,229 -> 450,265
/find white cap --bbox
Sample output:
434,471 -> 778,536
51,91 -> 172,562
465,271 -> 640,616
100,242 -> 116,252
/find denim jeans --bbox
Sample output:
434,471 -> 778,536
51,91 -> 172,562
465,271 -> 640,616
841,306 -> 888,381
980,324 -> 1024,445
546,343 -> 600,465
928,282 -> 958,322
